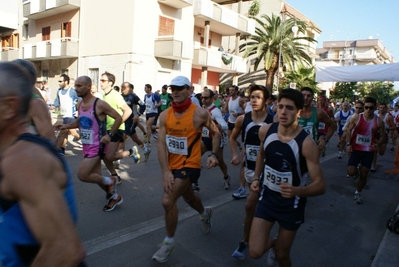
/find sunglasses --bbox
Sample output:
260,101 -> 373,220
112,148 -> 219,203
364,106 -> 375,110
201,96 -> 210,99
170,86 -> 186,91
100,79 -> 108,83
58,80 -> 64,83
355,107 -> 364,109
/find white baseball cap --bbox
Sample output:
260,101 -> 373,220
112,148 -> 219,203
170,76 -> 191,87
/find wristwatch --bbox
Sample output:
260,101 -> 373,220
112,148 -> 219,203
109,132 -> 114,138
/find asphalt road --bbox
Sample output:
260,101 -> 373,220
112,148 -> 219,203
61,129 -> 399,267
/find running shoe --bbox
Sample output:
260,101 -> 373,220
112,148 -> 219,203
113,160 -> 121,169
232,187 -> 246,200
153,132 -> 159,140
370,165 -> 376,172
224,175 -> 231,190
143,145 -> 151,162
337,151 -> 342,159
106,176 -> 117,199
103,195 -> 123,211
152,241 -> 175,263
116,175 -> 122,185
232,241 -> 248,260
192,183 -> 200,192
130,145 -> 140,163
354,193 -> 362,204
200,206 -> 213,234
265,247 -> 278,267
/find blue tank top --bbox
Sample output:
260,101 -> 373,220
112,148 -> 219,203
241,112 -> 274,170
259,123 -> 309,211
0,133 -> 78,267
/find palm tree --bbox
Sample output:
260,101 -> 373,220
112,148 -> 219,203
239,14 -> 316,93
280,64 -> 318,91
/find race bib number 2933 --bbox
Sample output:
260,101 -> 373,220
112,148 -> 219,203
263,165 -> 292,192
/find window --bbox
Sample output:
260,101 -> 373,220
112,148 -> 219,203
42,26 -> 50,41
158,16 -> 174,36
89,68 -> 99,89
200,37 -> 212,48
23,24 -> 29,41
61,22 -> 71,40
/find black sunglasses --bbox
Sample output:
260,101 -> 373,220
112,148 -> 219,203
364,106 -> 375,110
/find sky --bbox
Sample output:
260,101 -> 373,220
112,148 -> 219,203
285,0 -> 399,61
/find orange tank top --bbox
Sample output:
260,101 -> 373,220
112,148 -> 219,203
166,104 -> 202,170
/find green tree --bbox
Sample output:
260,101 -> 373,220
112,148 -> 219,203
280,64 -> 318,91
358,82 -> 399,105
239,14 -> 316,93
330,82 -> 358,102
248,0 -> 260,18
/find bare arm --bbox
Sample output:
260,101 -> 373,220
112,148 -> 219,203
250,124 -> 270,193
345,114 -> 359,152
29,98 -> 56,142
229,114 -> 244,165
1,146 -> 85,266
198,108 -> 220,168
120,102 -> 133,124
376,117 -> 387,147
280,136 -> 326,198
318,109 -> 337,148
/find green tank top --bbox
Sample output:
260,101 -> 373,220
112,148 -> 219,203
298,106 -> 318,140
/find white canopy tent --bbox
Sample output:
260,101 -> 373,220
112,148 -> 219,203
315,63 -> 399,83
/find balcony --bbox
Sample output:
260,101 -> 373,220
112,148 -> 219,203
1,47 -> 19,61
23,0 -> 80,20
23,38 -> 79,60
154,38 -> 189,60
194,0 -> 255,36
192,47 -> 247,73
157,0 -> 193,9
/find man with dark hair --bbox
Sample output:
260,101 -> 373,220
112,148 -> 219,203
0,62 -> 86,266
345,96 -> 386,204
249,88 -> 325,266
54,73 -> 81,155
160,84 -> 172,112
100,71 -> 135,184
299,87 -> 336,154
121,81 -> 151,162
230,84 -> 274,259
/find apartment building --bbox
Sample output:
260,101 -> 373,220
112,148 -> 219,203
317,39 -> 396,66
11,0 -> 255,98
219,0 -> 321,90
0,0 -> 20,62
315,39 -> 396,97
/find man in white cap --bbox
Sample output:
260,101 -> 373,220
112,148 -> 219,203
152,75 -> 220,263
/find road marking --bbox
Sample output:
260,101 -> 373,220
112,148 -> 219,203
85,152 -> 336,255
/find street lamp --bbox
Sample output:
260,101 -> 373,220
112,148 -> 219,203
276,16 -> 299,90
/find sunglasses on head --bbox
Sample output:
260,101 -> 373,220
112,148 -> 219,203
364,106 -> 375,110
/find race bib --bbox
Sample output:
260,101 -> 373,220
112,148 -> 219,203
303,125 -> 313,137
318,122 -> 325,130
340,120 -> 346,126
229,110 -> 236,115
166,135 -> 188,155
202,127 -> 210,138
263,165 -> 293,192
355,134 -> 371,146
80,129 -> 93,145
146,104 -> 152,109
161,99 -> 167,105
60,106 -> 68,115
245,144 -> 260,162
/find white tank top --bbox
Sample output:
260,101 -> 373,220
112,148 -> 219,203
228,96 -> 243,123
59,87 -> 74,118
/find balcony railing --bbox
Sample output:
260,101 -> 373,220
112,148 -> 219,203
23,0 -> 80,20
157,0 -> 193,9
192,47 -> 247,73
1,47 -> 19,61
23,38 -> 79,60
194,0 -> 255,36
154,38 -> 190,60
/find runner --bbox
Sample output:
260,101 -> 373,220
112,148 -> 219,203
230,84 -> 274,259
57,76 -> 125,211
152,76 -> 220,263
0,62 -> 86,266
249,88 -> 326,266
345,97 -> 386,204
335,102 -> 353,159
